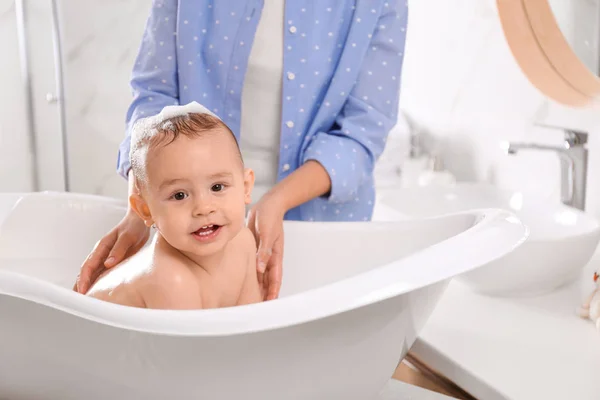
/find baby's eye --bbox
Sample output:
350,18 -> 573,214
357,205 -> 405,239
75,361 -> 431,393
172,191 -> 187,201
211,183 -> 225,192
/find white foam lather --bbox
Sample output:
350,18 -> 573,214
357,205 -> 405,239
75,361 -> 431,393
130,101 -> 220,147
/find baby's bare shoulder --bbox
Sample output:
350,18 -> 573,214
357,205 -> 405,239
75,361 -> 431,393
86,246 -> 202,309
233,227 -> 258,254
232,227 -> 258,269
142,253 -> 203,309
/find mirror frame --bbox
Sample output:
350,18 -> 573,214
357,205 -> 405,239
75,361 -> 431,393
497,0 -> 600,107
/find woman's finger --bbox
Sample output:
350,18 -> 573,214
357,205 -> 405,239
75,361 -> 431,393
263,270 -> 270,301
82,232 -> 134,293
266,234 -> 284,300
75,231 -> 117,294
105,231 -> 136,268
124,230 -> 150,260
257,271 -> 265,300
88,265 -> 107,292
266,263 -> 282,300
256,232 -> 274,274
257,269 -> 264,287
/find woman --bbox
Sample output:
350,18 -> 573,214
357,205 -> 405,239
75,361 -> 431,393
74,0 -> 408,301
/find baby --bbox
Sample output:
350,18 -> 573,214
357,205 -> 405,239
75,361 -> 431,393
85,102 -> 263,309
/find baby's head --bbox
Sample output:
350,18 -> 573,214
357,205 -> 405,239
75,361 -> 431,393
129,103 -> 254,257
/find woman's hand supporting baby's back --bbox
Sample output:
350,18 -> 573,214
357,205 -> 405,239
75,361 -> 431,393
74,171 -> 151,294
73,209 -> 150,294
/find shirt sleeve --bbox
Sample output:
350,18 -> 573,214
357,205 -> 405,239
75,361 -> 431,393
116,0 -> 180,179
301,0 -> 408,204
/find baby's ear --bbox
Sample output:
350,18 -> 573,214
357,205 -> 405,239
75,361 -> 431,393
129,193 -> 153,227
243,168 -> 255,205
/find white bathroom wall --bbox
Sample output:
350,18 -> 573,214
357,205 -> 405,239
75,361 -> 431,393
0,0 -> 34,192
1,0 -> 79,193
6,0 -> 600,215
0,0 -> 149,198
59,0 -> 150,199
398,0 -> 600,217
24,0 -> 70,192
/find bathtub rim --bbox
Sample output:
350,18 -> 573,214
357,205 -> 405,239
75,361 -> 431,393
0,206 -> 528,337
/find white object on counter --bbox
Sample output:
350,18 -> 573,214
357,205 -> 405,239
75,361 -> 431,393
399,154 -> 457,189
416,155 -> 456,187
417,170 -> 456,187
411,267 -> 600,400
400,156 -> 430,187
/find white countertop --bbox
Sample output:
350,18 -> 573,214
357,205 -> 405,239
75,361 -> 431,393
411,258 -> 600,400
380,379 -> 454,399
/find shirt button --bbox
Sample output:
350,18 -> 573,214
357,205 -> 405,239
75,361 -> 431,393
287,72 -> 295,80
282,164 -> 290,172
289,26 -> 297,34
286,121 -> 294,128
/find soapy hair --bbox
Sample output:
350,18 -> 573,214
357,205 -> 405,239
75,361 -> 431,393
130,113 -> 242,185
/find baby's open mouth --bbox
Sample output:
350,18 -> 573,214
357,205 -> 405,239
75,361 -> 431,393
192,224 -> 222,241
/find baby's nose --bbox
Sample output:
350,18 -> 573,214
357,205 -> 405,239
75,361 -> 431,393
193,196 -> 217,216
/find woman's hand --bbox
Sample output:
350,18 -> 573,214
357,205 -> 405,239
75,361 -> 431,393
247,192 -> 286,301
247,160 -> 332,301
73,210 -> 150,294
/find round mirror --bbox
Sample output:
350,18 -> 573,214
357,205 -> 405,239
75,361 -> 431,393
547,0 -> 599,74
497,0 -> 600,107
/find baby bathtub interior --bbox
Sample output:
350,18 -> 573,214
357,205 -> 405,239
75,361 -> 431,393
0,191 -> 527,335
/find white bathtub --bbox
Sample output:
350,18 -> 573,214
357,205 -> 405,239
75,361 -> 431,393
0,192 -> 527,400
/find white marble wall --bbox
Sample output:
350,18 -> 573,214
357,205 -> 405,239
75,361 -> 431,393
60,0 -> 150,199
4,0 -> 600,214
0,0 -> 149,198
0,0 -> 34,192
25,0 -> 69,192
399,0 -> 600,216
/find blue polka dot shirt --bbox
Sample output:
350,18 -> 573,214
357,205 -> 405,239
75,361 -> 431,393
117,0 -> 409,222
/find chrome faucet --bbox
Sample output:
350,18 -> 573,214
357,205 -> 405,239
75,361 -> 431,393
504,129 -> 589,210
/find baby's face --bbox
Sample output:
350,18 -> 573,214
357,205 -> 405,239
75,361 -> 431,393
139,127 -> 253,257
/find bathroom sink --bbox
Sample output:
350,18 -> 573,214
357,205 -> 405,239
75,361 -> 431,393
376,183 -> 600,297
